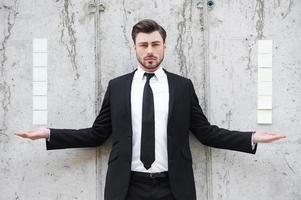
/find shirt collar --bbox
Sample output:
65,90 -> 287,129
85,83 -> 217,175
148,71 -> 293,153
135,65 -> 165,81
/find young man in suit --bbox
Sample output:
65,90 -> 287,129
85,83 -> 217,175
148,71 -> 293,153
16,19 -> 285,200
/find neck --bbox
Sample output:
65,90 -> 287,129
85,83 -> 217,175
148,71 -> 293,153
138,64 -> 160,73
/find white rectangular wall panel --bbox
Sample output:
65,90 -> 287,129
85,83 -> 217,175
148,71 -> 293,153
258,68 -> 272,82
33,53 -> 47,67
33,67 -> 47,81
33,96 -> 47,110
258,54 -> 272,68
258,40 -> 273,54
32,38 -> 47,125
32,82 -> 48,96
257,109 -> 272,124
257,40 -> 273,124
258,82 -> 272,96
257,95 -> 272,109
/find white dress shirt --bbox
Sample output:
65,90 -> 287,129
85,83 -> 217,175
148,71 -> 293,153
130,66 -> 169,173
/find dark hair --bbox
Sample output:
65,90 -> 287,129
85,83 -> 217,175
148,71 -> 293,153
131,19 -> 167,43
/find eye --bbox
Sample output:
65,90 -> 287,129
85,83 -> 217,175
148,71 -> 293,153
152,43 -> 161,47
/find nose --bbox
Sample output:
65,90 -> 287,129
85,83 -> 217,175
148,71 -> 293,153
146,46 -> 153,54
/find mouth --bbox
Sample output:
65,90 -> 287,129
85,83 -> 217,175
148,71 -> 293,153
144,56 -> 157,61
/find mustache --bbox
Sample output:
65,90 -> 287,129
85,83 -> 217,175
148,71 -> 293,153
144,55 -> 157,59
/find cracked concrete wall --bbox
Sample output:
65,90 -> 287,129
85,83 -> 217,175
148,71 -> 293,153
1,0 -> 300,200
1,0 -> 98,199
208,1 -> 301,200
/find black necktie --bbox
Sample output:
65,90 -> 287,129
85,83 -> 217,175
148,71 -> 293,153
140,73 -> 155,169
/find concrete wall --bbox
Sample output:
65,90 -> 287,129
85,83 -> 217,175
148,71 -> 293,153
208,1 -> 301,200
0,0 -> 300,199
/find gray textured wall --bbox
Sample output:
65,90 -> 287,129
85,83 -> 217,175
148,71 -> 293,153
0,0 -> 300,199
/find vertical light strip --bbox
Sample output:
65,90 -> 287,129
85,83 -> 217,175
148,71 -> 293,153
257,40 -> 273,124
32,39 -> 48,125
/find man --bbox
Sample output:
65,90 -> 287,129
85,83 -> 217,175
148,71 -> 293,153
16,19 -> 285,200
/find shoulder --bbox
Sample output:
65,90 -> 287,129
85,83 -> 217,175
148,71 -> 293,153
164,69 -> 193,86
108,70 -> 136,85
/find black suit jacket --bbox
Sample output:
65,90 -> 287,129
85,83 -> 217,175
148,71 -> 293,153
46,69 -> 256,200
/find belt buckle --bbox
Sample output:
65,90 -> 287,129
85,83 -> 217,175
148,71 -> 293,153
149,173 -> 154,179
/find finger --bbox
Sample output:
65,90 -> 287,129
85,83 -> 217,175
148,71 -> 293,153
15,132 -> 29,138
265,133 -> 282,136
267,136 -> 286,142
16,131 -> 29,134
15,133 -> 26,138
271,135 -> 286,139
265,133 -> 286,138
15,132 -> 24,136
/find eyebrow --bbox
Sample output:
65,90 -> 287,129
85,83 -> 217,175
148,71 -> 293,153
137,41 -> 162,45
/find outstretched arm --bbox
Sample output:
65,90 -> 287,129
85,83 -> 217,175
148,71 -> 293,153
16,82 -> 112,150
188,80 -> 285,153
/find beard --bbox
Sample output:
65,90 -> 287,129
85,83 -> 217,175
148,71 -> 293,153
137,53 -> 164,71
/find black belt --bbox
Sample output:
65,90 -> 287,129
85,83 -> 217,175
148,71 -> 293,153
131,171 -> 169,180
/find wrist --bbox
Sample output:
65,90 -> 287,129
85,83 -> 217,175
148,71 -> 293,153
45,128 -> 50,139
38,127 -> 50,139
252,131 -> 257,144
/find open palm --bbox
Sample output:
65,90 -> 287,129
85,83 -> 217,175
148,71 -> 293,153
15,128 -> 50,140
253,130 -> 286,143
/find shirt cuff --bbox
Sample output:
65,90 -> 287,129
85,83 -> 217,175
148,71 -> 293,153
251,132 -> 256,150
46,128 -> 51,142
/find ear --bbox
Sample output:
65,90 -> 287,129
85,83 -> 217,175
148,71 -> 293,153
163,42 -> 167,49
133,44 -> 136,50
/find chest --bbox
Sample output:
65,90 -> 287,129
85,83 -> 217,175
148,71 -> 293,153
130,78 -> 169,117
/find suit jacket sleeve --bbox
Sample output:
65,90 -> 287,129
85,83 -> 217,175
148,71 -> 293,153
46,82 -> 112,150
188,80 -> 257,154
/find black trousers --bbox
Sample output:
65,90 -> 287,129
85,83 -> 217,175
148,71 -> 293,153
126,172 -> 176,200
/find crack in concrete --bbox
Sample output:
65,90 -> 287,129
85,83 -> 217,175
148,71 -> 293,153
14,192 -> 20,200
246,41 -> 253,75
283,154 -> 296,174
224,110 -> 232,129
282,0 -> 294,19
0,83 -> 11,136
1,3 -> 18,74
59,0 -> 80,80
255,0 -> 264,39
0,0 -> 19,137
153,1 -> 158,8
246,0 -> 266,79
196,1 -> 207,112
175,0 -> 193,77
274,0 -> 281,8
196,2 -> 205,32
245,37 -> 256,79
122,0 -> 134,70
93,0 -> 103,117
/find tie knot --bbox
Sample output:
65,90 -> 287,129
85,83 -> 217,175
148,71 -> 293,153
144,73 -> 155,81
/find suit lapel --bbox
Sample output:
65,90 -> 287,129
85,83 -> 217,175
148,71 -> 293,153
125,70 -> 136,135
164,69 -> 176,125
